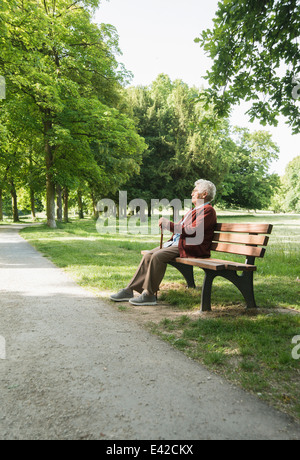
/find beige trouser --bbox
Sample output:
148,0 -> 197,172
126,245 -> 180,295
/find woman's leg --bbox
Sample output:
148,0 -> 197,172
126,247 -> 161,294
127,246 -> 180,295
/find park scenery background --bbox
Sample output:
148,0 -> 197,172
0,0 -> 300,224
0,1 -> 300,423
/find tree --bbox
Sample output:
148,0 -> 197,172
0,122 -> 9,220
219,127 -> 281,210
281,155 -> 300,212
196,0 -> 300,133
0,82 -> 46,221
0,120 -> 24,222
123,75 -> 231,206
0,0 -> 145,227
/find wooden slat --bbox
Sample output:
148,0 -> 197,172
205,258 -> 257,272
215,223 -> 273,234
173,258 -> 226,271
173,258 -> 256,272
211,242 -> 265,258
142,252 -> 226,271
141,252 -> 257,272
213,232 -> 269,246
173,257 -> 256,272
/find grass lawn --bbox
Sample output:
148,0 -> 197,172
20,212 -> 300,421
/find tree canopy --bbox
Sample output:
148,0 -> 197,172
219,127 -> 281,210
0,3 -> 290,222
196,0 -> 300,133
282,155 -> 300,212
0,0 -> 146,226
121,74 -> 281,212
122,75 -> 231,205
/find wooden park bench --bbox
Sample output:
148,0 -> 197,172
142,222 -> 273,312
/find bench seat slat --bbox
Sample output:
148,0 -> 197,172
201,258 -> 257,271
174,258 -> 257,272
215,223 -> 273,234
213,232 -> 269,246
211,242 -> 265,258
141,252 -> 256,271
173,258 -> 226,271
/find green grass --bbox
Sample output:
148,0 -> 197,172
151,313 -> 300,419
20,212 -> 300,420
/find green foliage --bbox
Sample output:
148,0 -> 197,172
196,0 -> 300,133
282,155 -> 300,212
219,127 -> 281,210
122,74 -> 231,204
0,2 -> 286,220
121,75 -> 281,211
271,156 -> 300,213
0,0 -> 146,225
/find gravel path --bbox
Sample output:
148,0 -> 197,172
0,225 -> 299,440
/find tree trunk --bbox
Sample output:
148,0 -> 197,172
44,118 -> 56,228
46,173 -> 56,228
29,153 -> 36,220
30,188 -> 36,219
10,181 -> 19,222
91,192 -> 99,219
0,189 -> 3,221
56,184 -> 63,222
63,187 -> 69,223
78,190 -> 84,219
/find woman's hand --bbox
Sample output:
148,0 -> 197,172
158,217 -> 170,230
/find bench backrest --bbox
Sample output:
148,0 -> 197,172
212,223 -> 273,259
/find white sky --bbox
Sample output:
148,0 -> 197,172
94,0 -> 299,176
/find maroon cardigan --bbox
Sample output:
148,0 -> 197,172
169,204 -> 217,259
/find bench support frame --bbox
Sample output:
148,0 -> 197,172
169,256 -> 257,312
168,261 -> 196,289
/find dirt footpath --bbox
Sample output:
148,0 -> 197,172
0,225 -> 299,440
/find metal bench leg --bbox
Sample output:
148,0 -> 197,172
168,263 -> 257,311
168,261 -> 196,289
206,270 -> 257,310
233,272 -> 257,309
200,269 -> 257,312
200,270 -> 216,312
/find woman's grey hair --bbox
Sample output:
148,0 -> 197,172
194,179 -> 216,202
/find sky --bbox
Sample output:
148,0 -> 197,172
94,0 -> 299,176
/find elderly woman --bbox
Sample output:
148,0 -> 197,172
110,179 -> 217,306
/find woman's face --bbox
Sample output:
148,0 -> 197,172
191,187 -> 208,206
